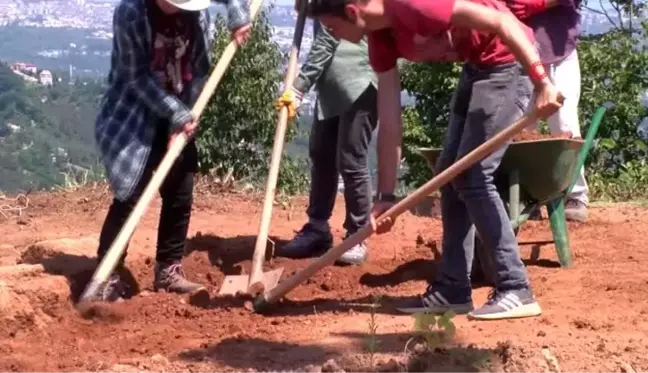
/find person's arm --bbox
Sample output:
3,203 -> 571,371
449,0 -> 552,88
112,5 -> 192,132
213,0 -> 250,31
292,22 -> 340,94
376,67 -> 403,195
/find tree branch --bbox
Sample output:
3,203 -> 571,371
609,0 -> 626,29
596,0 -> 623,30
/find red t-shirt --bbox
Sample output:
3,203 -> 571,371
367,0 -> 536,73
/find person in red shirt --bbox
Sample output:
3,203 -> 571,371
300,0 -> 563,320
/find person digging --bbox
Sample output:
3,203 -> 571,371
505,0 -> 589,222
274,19 -> 378,265
91,0 -> 251,302
301,0 -> 562,319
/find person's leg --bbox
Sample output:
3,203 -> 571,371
279,113 -> 338,258
334,85 -> 378,265
456,63 -> 541,320
93,134 -> 161,302
397,67 -> 475,314
546,50 -> 588,222
155,137 -> 206,294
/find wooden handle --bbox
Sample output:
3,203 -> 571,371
259,105 -> 561,305
80,0 -> 265,300
247,0 -> 309,295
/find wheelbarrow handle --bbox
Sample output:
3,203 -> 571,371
254,94 -> 565,310
79,0 -> 266,303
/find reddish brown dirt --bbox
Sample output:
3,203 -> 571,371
1,185 -> 647,372
512,130 -> 574,142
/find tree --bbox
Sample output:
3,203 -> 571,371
577,22 -> 648,178
399,62 -> 461,189
196,7 -> 309,194
582,0 -> 646,33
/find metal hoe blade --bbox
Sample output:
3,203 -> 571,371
218,267 -> 284,296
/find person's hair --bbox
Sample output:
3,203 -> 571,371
306,0 -> 354,17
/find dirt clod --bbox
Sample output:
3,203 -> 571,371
76,301 -> 125,323
322,359 -> 344,373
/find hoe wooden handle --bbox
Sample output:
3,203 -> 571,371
247,0 -> 309,295
255,93 -> 565,309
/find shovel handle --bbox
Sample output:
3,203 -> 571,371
247,0 -> 309,295
79,0 -> 265,302
255,94 -> 565,309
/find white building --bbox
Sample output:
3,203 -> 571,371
39,70 -> 53,86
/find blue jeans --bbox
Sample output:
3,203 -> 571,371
433,62 -> 531,293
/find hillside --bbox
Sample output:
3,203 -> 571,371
0,185 -> 647,372
0,62 -> 103,193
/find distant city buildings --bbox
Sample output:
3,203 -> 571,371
9,62 -> 55,86
39,70 -> 53,86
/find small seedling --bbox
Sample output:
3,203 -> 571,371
365,294 -> 382,370
407,310 -> 456,352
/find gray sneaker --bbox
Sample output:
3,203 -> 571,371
335,232 -> 368,265
468,287 -> 541,320
564,199 -> 588,222
396,284 -> 474,314
154,262 -> 206,294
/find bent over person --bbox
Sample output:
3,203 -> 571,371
91,0 -> 251,302
301,0 -> 563,320
276,20 -> 378,265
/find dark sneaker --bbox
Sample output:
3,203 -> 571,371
89,272 -> 126,303
154,262 -> 206,294
279,223 -> 333,258
335,232 -> 368,266
468,287 -> 542,320
396,285 -> 474,314
564,199 -> 588,222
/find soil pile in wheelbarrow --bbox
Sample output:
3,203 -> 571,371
512,131 -> 575,142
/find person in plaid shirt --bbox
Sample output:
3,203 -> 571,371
92,0 -> 251,302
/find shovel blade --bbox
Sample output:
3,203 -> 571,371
218,267 -> 284,296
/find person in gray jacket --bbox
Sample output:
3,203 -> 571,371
275,20 -> 377,265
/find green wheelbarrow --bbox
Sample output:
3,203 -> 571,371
417,106 -> 607,285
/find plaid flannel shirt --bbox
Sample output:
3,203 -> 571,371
95,0 -> 249,201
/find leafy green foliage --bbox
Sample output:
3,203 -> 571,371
412,310 -> 457,350
577,23 -> 648,180
0,62 -> 104,193
196,8 -> 309,194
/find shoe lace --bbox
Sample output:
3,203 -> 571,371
164,263 -> 185,280
486,288 -> 505,305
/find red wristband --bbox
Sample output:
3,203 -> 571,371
529,61 -> 547,85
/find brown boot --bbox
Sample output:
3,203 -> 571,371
154,262 -> 206,294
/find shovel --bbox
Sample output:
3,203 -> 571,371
77,0 -> 265,307
251,95 -> 565,312
218,0 -> 309,297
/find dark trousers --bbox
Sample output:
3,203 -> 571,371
97,123 -> 198,268
307,85 -> 378,234
434,62 -> 531,292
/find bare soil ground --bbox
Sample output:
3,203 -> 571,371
0,184 -> 647,372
